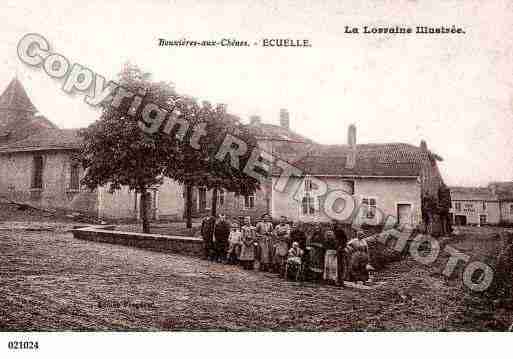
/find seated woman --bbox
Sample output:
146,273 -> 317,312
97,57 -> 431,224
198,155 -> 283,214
286,242 -> 304,280
345,229 -> 371,283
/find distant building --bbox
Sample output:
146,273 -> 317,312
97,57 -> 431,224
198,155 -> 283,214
449,187 -> 499,225
449,183 -> 513,226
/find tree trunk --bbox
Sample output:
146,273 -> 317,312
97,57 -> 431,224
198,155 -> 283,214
211,187 -> 218,217
140,188 -> 150,234
185,183 -> 193,229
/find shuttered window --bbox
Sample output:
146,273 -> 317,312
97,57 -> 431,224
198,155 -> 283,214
32,155 -> 44,189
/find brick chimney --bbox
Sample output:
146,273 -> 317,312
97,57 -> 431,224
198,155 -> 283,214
279,108 -> 290,129
346,124 -> 357,169
250,115 -> 261,126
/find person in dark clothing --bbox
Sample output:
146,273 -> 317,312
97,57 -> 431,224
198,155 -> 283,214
201,215 -> 216,260
332,220 -> 348,286
290,221 -> 307,250
213,214 -> 230,262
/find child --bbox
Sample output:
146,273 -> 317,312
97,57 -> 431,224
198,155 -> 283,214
226,222 -> 242,264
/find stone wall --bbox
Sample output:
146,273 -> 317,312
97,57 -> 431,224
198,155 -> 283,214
71,226 -> 204,257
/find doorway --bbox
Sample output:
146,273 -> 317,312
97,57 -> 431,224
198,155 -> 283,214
397,203 -> 412,226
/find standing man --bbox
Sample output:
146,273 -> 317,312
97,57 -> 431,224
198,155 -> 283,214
201,215 -> 216,261
290,221 -> 307,250
333,220 -> 349,286
214,213 -> 230,263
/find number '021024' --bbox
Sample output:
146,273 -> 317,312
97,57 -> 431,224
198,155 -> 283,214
8,341 -> 39,350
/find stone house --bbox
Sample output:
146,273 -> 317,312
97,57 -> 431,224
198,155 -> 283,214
270,125 -> 445,226
449,187 -> 500,226
0,78 -> 96,214
450,183 -> 513,226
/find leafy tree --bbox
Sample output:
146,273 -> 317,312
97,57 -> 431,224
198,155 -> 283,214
78,64 -> 179,233
163,101 -> 261,227
79,63 -> 262,232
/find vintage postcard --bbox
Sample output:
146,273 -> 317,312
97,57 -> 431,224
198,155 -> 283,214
0,0 -> 512,357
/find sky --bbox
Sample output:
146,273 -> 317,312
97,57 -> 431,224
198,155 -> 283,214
1,0 -> 512,186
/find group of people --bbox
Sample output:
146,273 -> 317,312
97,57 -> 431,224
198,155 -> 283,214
201,213 -> 372,286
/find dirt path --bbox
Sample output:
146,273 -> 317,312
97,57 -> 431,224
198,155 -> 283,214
0,228 -> 501,331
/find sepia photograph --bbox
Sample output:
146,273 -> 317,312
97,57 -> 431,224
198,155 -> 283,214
0,0 -> 512,357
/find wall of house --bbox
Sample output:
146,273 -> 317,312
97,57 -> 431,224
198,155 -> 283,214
271,176 -> 421,225
450,200 -> 500,225
98,177 -> 184,220
0,150 -> 97,214
354,178 -> 422,225
499,201 -> 513,224
156,178 -> 184,220
189,181 -> 272,220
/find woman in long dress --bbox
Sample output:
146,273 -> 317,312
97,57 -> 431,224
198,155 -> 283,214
272,216 -> 291,276
255,214 -> 273,271
323,230 -> 339,285
239,217 -> 256,270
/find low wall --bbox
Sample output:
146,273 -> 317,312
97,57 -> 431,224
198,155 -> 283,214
71,226 -> 204,257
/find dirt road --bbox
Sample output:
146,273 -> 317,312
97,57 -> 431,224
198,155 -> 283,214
0,227 -> 507,331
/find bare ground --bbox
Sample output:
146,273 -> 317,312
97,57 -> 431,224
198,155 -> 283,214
0,224 -> 511,331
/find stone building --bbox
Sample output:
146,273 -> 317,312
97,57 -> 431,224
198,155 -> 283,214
270,125 -> 445,226
0,78 -> 96,214
450,182 -> 513,226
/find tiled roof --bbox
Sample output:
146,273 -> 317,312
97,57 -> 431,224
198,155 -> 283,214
0,78 -> 38,113
247,123 -> 313,143
0,128 -> 82,153
0,78 -> 58,143
280,143 -> 439,177
450,186 -> 498,201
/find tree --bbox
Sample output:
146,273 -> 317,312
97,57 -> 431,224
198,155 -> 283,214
78,64 -> 180,233
163,101 -> 261,227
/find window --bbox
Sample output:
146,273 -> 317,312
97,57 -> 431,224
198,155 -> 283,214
454,202 -> 461,211
31,155 -> 44,189
70,164 -> 80,190
218,189 -> 225,206
198,187 -> 207,211
510,204 -> 513,214
303,176 -> 318,192
301,194 -> 315,215
243,194 -> 255,209
463,203 -> 474,213
482,201 -> 486,211
362,197 -> 377,218
301,176 -> 318,215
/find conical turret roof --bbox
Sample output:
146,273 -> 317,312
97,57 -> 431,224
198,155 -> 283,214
0,78 -> 38,113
